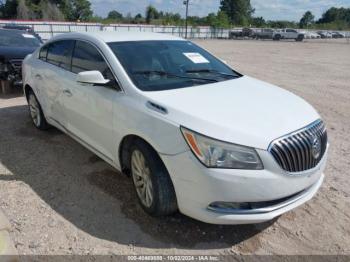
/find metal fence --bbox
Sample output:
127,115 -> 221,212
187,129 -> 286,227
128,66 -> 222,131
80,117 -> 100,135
0,20 -> 349,41
0,20 -> 230,40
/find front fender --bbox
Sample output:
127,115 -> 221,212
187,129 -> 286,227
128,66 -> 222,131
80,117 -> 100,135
113,96 -> 188,158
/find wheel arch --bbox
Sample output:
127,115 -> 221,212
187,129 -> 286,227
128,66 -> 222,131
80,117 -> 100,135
24,84 -> 33,101
118,134 -> 159,175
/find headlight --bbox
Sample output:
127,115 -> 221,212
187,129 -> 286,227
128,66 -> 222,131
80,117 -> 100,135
181,127 -> 263,170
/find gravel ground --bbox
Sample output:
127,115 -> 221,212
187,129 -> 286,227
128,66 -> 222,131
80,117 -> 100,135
0,39 -> 349,255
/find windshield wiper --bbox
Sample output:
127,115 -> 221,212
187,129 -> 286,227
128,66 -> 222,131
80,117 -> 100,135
132,70 -> 218,83
185,69 -> 238,78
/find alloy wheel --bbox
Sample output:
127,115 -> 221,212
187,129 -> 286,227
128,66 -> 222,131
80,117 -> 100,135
131,150 -> 154,208
28,94 -> 41,127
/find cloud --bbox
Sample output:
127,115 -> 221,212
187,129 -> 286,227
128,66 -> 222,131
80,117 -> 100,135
91,0 -> 350,21
91,0 -> 219,18
252,0 -> 350,21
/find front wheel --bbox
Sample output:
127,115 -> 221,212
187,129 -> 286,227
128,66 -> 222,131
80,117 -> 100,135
296,35 -> 304,42
28,91 -> 49,130
129,139 -> 177,216
273,34 -> 281,41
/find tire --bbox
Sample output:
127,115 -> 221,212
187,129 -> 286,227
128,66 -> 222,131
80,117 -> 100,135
129,139 -> 177,216
296,34 -> 304,42
273,34 -> 281,41
27,90 -> 49,130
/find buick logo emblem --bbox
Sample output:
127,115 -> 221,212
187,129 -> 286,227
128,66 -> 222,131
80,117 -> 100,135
311,136 -> 321,159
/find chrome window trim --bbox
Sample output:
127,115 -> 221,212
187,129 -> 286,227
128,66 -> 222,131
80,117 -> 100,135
36,38 -> 125,93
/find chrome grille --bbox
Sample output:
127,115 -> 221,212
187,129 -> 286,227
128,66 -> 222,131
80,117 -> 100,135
9,59 -> 23,72
269,120 -> 327,173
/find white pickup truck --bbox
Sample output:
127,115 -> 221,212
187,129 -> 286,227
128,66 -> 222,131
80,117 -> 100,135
273,29 -> 305,41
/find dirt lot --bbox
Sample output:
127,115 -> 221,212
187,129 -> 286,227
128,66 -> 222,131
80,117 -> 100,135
0,39 -> 349,255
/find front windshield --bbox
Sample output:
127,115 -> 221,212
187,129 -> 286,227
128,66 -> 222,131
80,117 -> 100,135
0,30 -> 41,48
108,40 -> 241,91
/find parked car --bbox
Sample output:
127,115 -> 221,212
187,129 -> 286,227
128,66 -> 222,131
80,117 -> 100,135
22,32 -> 328,224
2,24 -> 42,42
331,31 -> 345,38
229,29 -> 242,39
229,28 -> 254,39
254,28 -> 274,39
302,31 -> 321,39
0,29 -> 42,85
317,31 -> 332,38
273,28 -> 304,41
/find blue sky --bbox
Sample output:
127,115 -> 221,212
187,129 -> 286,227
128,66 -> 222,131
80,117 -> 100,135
91,0 -> 350,21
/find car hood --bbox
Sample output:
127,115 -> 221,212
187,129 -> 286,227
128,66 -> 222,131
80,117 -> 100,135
0,46 -> 37,61
143,76 -> 320,150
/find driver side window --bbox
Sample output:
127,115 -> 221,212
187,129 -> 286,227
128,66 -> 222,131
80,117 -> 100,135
71,41 -> 114,81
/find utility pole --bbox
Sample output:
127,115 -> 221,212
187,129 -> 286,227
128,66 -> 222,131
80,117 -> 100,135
183,0 -> 189,38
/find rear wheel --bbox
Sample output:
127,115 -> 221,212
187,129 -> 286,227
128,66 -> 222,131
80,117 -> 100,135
28,91 -> 49,130
296,34 -> 304,42
273,34 -> 281,41
129,139 -> 177,216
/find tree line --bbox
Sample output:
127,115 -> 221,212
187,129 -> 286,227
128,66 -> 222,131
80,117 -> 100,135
1,0 -> 350,30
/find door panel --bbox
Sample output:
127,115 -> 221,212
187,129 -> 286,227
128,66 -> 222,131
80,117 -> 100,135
62,40 -> 119,160
36,40 -> 75,127
45,64 -> 70,126
63,81 -> 117,159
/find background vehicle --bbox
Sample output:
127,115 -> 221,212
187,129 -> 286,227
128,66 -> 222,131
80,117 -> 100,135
2,24 -> 43,42
317,31 -> 332,38
273,29 -> 304,41
0,29 -> 41,86
255,28 -> 274,39
331,32 -> 345,38
302,31 -> 321,39
22,32 -> 328,225
229,28 -> 255,39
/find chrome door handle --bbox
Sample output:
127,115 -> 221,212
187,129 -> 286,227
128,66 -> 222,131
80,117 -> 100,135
63,89 -> 73,97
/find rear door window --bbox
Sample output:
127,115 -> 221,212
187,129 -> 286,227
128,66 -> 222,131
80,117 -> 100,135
47,40 -> 75,71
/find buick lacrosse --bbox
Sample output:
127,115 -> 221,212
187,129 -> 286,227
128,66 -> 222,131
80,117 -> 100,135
22,32 -> 328,224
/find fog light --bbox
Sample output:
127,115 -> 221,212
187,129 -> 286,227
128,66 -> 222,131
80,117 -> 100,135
209,201 -> 251,210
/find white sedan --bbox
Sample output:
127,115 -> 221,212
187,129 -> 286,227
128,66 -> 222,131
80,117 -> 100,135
22,32 -> 328,224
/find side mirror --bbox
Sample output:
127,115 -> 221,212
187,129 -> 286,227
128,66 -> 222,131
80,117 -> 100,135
76,71 -> 110,85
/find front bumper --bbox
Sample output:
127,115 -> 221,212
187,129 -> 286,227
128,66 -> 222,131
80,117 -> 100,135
160,148 -> 327,225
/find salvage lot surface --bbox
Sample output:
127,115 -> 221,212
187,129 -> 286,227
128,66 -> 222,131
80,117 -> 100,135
0,39 -> 349,255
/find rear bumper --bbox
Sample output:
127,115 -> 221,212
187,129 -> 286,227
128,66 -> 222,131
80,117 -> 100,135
160,149 -> 327,225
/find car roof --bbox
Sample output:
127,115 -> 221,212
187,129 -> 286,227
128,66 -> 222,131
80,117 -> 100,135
0,28 -> 31,34
52,31 -> 185,43
4,24 -> 31,29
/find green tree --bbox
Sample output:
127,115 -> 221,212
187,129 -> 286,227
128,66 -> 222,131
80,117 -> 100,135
145,5 -> 159,24
206,13 -> 217,26
219,0 -> 254,25
133,13 -> 144,24
162,12 -> 182,25
206,11 -> 230,28
107,10 -> 123,20
0,0 -> 18,18
299,11 -> 314,28
251,16 -> 265,27
135,13 -> 142,19
41,0 -> 65,20
266,20 -> 297,28
17,0 -> 31,19
65,0 -> 93,21
317,7 -> 350,24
